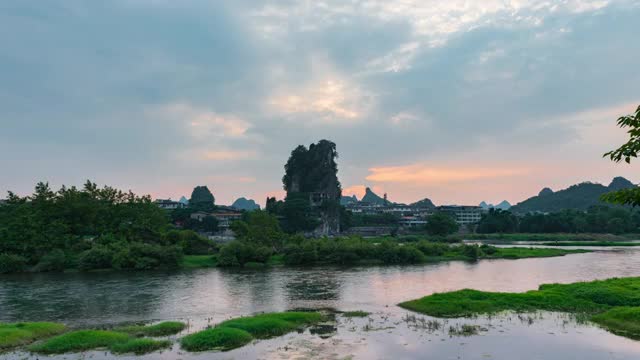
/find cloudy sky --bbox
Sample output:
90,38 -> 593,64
1,0 -> 639,206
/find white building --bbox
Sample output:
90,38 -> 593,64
437,205 -> 484,225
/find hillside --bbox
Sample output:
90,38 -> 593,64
231,197 -> 260,211
410,198 -> 437,209
511,177 -> 635,214
361,187 -> 387,205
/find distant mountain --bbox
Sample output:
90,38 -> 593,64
231,197 -> 260,211
411,198 -> 436,209
511,177 -> 635,214
340,195 -> 358,206
178,196 -> 189,205
361,187 -> 387,205
479,200 -> 511,210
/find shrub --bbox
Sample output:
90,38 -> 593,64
0,253 -> 28,274
217,241 -> 273,267
460,244 -> 481,260
78,245 -> 113,270
115,321 -> 186,337
0,322 -> 66,349
34,249 -> 67,272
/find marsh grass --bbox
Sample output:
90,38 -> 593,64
0,322 -> 66,350
399,277 -> 640,340
342,311 -> 370,318
109,338 -> 172,355
487,248 -> 589,259
448,324 -> 483,337
180,327 -> 253,352
181,311 -> 323,352
181,255 -> 217,268
591,307 -> 640,339
115,321 -> 186,337
29,330 -> 130,354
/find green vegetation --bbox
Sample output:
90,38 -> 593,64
181,311 -> 323,352
180,327 -> 253,352
399,277 -> 640,339
424,212 -> 459,236
109,338 -> 171,355
602,105 -> 640,207
0,322 -> 66,350
342,311 -> 370,317
477,206 -> 640,235
592,307 -> 640,339
487,247 -> 588,259
181,255 -> 218,268
538,241 -> 640,247
115,321 -> 186,337
29,330 -> 130,354
0,181 -> 218,274
218,312 -> 322,338
467,233 -> 635,242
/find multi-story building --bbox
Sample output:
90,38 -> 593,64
437,205 -> 485,225
155,199 -> 186,210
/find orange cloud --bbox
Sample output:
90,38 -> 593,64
366,164 -> 529,184
203,150 -> 257,161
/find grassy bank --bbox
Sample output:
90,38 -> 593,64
399,277 -> 640,339
0,322 -> 66,350
181,311 -> 323,352
28,321 -> 186,355
537,241 -> 640,247
466,233 -> 637,243
181,255 -> 218,269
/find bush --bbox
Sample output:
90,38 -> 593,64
0,253 -> 28,274
460,244 -> 481,260
78,246 -> 113,270
180,327 -> 253,352
416,241 -> 449,256
34,249 -> 67,272
29,330 -> 130,354
217,241 -> 273,267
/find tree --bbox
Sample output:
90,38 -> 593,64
282,193 -> 320,233
189,186 -> 215,211
425,212 -> 459,236
602,105 -> 640,206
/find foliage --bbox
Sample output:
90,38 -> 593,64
217,241 -> 272,267
604,105 -> 640,164
282,192 -> 320,233
218,312 -> 323,338
115,321 -> 185,337
591,307 -> 640,339
424,212 -> 459,236
29,330 -> 130,354
0,181 -> 188,273
164,230 -> 216,255
109,338 -> 171,355
180,327 -> 253,352
400,277 -> 640,340
476,209 -> 519,233
0,322 -> 66,349
181,255 -> 217,268
282,140 -> 341,198
189,186 -> 215,211
231,211 -> 284,250
0,253 -> 28,273
342,311 -> 370,317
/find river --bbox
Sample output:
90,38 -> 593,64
2,247 -> 640,359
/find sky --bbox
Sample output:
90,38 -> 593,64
1,0 -> 639,207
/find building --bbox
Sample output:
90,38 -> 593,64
437,205 -> 485,225
155,199 -> 186,210
399,215 -> 428,228
189,208 -> 243,230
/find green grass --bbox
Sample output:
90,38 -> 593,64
115,321 -> 186,337
218,312 -> 323,338
109,338 -> 172,355
487,247 -> 589,259
180,327 -> 253,352
466,233 -> 635,242
0,322 -> 66,349
342,311 -> 370,317
29,330 -> 130,354
591,307 -> 640,339
399,277 -> 640,340
538,241 -> 640,247
181,311 -> 324,352
181,255 -> 217,268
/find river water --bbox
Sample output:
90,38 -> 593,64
2,248 -> 640,359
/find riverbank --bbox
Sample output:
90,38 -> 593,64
399,277 -> 640,339
465,233 -> 639,243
